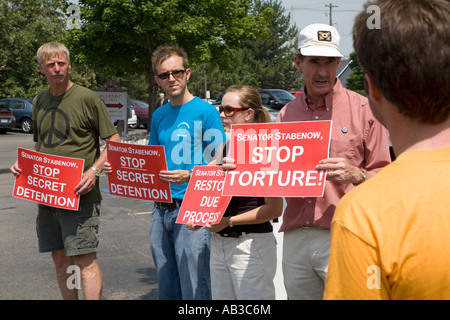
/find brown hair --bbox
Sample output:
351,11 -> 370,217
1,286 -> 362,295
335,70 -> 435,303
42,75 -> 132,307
353,0 -> 450,124
152,44 -> 189,75
226,85 -> 271,123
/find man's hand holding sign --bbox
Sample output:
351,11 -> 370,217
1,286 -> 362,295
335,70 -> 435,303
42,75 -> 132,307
316,158 -> 367,185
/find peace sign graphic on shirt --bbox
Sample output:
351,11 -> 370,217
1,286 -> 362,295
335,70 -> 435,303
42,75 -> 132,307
38,108 -> 70,148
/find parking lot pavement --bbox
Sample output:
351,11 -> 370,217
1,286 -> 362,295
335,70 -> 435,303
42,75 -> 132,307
0,128 -> 287,300
0,172 -> 158,300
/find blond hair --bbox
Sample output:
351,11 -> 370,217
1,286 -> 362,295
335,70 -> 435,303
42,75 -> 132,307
225,85 -> 271,123
36,42 -> 71,65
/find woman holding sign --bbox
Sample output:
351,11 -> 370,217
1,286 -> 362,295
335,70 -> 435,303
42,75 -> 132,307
188,85 -> 283,300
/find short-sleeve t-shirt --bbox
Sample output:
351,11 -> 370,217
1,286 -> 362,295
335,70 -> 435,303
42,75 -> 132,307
324,147 -> 450,299
148,96 -> 225,200
33,83 -> 117,203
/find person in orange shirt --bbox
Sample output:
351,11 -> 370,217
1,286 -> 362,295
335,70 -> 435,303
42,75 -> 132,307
324,0 -> 450,299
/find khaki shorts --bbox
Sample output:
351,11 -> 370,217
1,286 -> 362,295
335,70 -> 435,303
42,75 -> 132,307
36,202 -> 101,256
210,232 -> 277,300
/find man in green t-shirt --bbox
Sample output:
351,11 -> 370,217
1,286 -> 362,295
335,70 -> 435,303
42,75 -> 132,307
10,42 -> 120,300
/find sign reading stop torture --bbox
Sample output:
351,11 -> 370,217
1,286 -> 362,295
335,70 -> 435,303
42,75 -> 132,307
176,166 -> 232,226
222,121 -> 332,197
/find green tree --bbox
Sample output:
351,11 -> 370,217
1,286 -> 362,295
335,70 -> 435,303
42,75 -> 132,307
189,0 -> 301,100
345,51 -> 366,96
189,63 -> 239,101
0,0 -> 66,97
64,0 -> 272,129
237,0 -> 299,90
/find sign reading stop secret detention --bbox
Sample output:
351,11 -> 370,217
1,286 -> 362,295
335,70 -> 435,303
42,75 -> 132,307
222,121 -> 332,197
106,140 -> 172,202
13,148 -> 84,210
176,166 -> 232,226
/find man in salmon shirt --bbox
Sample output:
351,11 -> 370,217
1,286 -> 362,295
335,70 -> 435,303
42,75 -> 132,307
276,23 -> 391,299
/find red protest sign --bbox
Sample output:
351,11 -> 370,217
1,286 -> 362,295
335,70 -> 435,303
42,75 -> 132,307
176,166 -> 232,226
106,140 -> 172,202
222,121 -> 332,197
13,148 -> 84,210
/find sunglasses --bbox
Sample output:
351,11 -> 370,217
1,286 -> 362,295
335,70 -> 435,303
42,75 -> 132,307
219,105 -> 248,117
157,69 -> 186,80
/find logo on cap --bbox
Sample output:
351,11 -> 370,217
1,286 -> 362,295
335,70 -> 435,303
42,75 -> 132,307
318,31 -> 332,42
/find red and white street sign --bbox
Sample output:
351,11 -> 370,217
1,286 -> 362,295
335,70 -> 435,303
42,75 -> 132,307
97,91 -> 128,120
96,80 -> 128,121
12,148 -> 84,210
176,166 -> 232,226
106,140 -> 172,202
222,121 -> 332,197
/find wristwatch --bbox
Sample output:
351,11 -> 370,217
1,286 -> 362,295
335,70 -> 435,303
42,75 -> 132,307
90,166 -> 101,177
228,217 -> 234,228
360,169 -> 366,182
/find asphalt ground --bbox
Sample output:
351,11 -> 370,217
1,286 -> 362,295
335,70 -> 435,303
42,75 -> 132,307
0,128 -> 287,301
0,128 -> 157,300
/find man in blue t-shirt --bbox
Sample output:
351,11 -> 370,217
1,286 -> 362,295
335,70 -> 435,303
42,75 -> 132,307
149,45 -> 225,299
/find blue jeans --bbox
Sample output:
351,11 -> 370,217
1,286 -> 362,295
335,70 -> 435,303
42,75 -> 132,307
149,206 -> 211,300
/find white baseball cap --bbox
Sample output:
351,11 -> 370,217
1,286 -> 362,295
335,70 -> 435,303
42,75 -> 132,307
298,23 -> 343,58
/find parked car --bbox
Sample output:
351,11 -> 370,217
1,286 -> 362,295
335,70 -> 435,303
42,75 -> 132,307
212,92 -> 225,106
128,105 -> 138,128
0,107 -> 16,134
263,106 -> 279,122
214,89 -> 294,110
112,101 -> 137,128
130,100 -> 149,129
0,98 -> 33,133
212,91 -> 281,121
257,89 -> 295,110
289,90 -> 303,97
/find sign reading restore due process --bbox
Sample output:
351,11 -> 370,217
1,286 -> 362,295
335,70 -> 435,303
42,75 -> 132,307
176,166 -> 232,226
